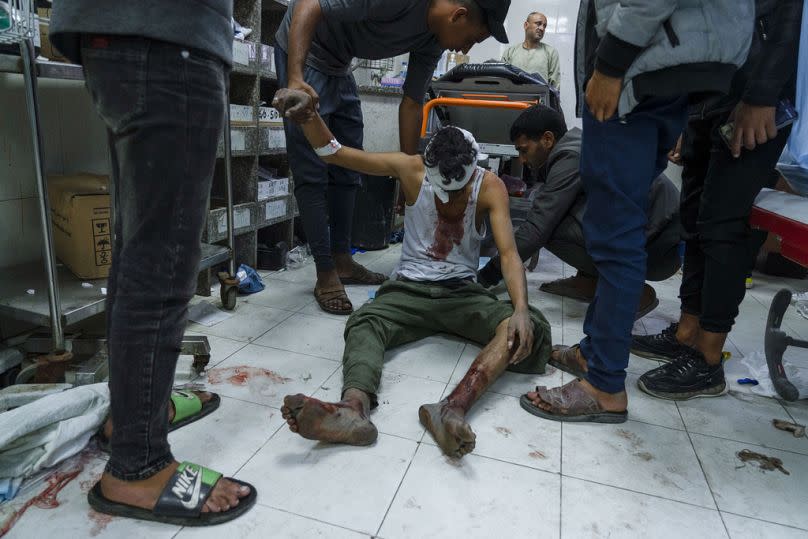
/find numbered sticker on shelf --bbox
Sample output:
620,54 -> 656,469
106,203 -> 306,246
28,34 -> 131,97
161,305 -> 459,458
232,39 -> 252,66
231,129 -> 247,152
265,199 -> 288,221
265,127 -> 286,150
234,207 -> 251,229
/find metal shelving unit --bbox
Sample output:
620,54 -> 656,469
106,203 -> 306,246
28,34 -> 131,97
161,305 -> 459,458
0,3 -> 239,377
197,0 -> 295,294
0,1 -> 295,360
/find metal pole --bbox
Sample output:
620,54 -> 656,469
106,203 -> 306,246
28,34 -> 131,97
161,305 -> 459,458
20,38 -> 65,352
223,86 -> 236,276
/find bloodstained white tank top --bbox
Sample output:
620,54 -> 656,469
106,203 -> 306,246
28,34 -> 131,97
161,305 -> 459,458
393,168 -> 486,282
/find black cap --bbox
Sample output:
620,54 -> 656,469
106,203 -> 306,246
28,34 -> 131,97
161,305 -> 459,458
475,0 -> 510,43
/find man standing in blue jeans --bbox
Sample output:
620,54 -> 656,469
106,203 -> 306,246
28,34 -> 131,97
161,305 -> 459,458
274,0 -> 510,315
50,1 -> 256,526
521,0 -> 755,422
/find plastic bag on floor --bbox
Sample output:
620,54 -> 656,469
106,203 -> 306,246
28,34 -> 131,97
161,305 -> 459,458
237,264 -> 264,294
792,291 -> 808,321
286,245 -> 310,269
730,351 -> 808,399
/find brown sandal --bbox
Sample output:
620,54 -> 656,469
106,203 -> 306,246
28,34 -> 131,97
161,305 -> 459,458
549,345 -> 588,379
314,286 -> 353,315
520,380 -> 627,423
339,264 -> 386,285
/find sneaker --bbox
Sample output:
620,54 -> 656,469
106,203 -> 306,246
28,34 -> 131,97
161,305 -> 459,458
630,323 -> 688,362
637,349 -> 726,400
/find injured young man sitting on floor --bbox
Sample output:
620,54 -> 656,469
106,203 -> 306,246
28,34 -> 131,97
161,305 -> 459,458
272,88 -> 551,458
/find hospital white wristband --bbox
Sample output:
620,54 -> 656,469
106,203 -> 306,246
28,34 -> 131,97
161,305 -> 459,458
314,138 -> 342,157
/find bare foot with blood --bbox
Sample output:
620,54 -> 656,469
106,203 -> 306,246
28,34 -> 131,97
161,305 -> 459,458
418,400 -> 476,458
281,390 -> 378,445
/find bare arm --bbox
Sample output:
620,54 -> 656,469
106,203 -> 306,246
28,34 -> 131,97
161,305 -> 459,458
273,89 -> 423,202
285,0 -> 323,104
399,96 -> 424,155
481,174 -> 534,362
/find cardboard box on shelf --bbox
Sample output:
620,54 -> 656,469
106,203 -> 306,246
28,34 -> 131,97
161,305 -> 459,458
47,174 -> 111,279
37,8 -> 69,63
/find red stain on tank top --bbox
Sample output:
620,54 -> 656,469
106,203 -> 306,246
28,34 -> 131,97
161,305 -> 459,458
426,212 -> 465,260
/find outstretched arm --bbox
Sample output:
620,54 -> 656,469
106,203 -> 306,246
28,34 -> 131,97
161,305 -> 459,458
481,174 -> 534,363
273,89 -> 424,202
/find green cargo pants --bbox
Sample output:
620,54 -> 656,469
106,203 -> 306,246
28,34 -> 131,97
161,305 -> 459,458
342,279 -> 552,405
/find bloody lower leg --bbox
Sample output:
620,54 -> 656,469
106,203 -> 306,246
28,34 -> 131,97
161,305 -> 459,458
446,320 -> 511,413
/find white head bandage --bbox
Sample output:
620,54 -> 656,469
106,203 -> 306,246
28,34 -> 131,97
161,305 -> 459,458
424,127 -> 479,203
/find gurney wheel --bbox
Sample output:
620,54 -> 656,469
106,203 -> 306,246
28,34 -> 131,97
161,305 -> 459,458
192,354 -> 211,375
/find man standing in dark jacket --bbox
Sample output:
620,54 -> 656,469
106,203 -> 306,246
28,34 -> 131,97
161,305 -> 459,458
634,0 -> 804,400
520,0 -> 754,423
50,1 -> 256,525
477,104 -> 682,319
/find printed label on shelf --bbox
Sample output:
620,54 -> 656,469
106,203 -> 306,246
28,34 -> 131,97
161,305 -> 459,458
216,212 -> 227,234
261,44 -> 273,69
231,129 -> 247,151
265,127 -> 286,149
232,39 -> 251,66
265,199 -> 287,221
230,104 -> 254,125
234,207 -> 251,229
258,107 -> 283,125
258,178 -> 289,200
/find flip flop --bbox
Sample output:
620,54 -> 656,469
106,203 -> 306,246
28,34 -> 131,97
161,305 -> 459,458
314,286 -> 353,315
520,380 -> 627,424
539,276 -> 596,302
548,345 -> 587,379
87,461 -> 257,527
339,265 -> 386,286
97,391 -> 221,452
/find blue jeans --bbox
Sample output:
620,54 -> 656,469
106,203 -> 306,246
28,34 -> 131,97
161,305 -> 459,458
578,98 -> 688,394
82,35 -> 227,480
274,49 -> 364,272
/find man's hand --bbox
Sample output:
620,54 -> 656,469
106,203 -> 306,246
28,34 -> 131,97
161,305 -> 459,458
288,77 -> 320,110
668,134 -> 683,165
585,69 -> 623,122
272,88 -> 316,124
729,102 -> 777,158
507,309 -> 534,364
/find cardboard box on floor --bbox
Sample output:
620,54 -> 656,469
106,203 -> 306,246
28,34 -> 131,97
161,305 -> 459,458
37,8 -> 69,63
47,174 -> 111,279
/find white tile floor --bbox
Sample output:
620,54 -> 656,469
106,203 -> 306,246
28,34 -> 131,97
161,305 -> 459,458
3,246 -> 808,538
